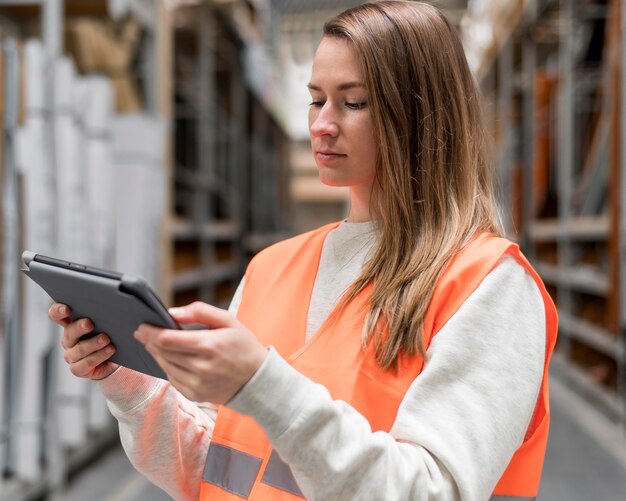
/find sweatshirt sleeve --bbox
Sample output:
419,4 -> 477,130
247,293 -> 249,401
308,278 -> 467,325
227,255 -> 546,500
98,368 -> 217,501
97,276 -> 246,500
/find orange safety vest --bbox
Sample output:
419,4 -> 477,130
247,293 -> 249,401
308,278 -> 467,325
199,222 -> 557,501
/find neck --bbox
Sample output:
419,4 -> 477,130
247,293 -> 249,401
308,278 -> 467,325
347,185 -> 374,223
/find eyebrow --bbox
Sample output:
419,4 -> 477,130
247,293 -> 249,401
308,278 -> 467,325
307,82 -> 367,91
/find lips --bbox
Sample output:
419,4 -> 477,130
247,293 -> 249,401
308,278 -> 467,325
315,150 -> 346,163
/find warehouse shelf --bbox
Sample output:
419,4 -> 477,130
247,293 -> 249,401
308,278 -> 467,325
559,313 -> 625,363
534,262 -> 610,297
244,231 -> 291,254
174,164 -> 211,189
171,1 -> 291,306
1,1 -> 174,499
171,219 -> 240,241
528,216 -> 610,242
471,0 -> 626,429
171,262 -> 240,292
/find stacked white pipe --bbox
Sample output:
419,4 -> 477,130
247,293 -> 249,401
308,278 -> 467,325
5,38 -> 167,487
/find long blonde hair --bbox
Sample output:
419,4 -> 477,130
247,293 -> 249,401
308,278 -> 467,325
325,1 -> 503,369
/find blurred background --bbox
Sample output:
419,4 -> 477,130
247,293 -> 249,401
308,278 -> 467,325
1,0 -> 626,499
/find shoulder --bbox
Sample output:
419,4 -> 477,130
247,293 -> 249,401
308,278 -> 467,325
427,253 -> 546,380
474,254 -> 543,308
425,233 -> 550,340
448,233 -> 518,275
432,233 -> 519,309
442,233 -> 538,292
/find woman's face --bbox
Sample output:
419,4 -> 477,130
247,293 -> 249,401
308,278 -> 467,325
308,37 -> 377,191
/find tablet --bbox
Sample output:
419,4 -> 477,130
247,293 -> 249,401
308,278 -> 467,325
21,250 -> 180,379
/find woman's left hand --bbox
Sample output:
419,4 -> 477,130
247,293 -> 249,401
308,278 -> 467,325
134,302 -> 268,404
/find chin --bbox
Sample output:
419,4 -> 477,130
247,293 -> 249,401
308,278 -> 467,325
319,172 -> 373,188
316,168 -> 348,187
318,176 -> 350,188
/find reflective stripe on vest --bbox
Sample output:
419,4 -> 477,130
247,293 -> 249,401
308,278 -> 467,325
202,443 -> 261,498
203,443 -> 304,499
202,441 -> 537,500
200,226 -> 558,500
263,450 -> 304,497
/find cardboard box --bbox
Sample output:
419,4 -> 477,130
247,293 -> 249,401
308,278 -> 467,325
65,18 -> 143,113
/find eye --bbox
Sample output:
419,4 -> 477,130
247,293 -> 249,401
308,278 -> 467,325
308,100 -> 324,107
346,101 -> 367,110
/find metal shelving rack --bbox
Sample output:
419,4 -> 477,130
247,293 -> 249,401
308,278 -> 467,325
478,0 -> 626,427
1,1 -> 291,498
0,1 -> 173,499
171,1 -> 290,309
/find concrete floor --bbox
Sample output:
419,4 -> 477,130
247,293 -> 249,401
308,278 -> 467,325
49,374 -> 626,501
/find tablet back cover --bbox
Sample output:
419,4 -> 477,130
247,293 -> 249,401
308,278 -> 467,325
23,259 -> 167,379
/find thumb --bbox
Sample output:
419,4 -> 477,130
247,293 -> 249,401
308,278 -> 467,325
169,301 -> 237,329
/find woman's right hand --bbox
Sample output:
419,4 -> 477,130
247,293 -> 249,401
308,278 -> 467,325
48,303 -> 119,380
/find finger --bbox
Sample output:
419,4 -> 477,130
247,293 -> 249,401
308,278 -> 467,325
69,344 -> 116,378
48,303 -> 71,327
143,342 -> 198,384
64,334 -> 111,364
135,324 -> 210,354
62,318 -> 95,349
146,344 -> 195,376
144,342 -> 199,374
164,372 -> 197,401
168,302 -> 237,329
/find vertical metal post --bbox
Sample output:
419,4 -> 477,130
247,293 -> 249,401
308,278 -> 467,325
231,51 -> 246,228
230,60 -> 244,274
155,0 -> 173,119
197,5 -> 216,302
619,0 -> 626,426
521,2 -> 538,258
154,0 -> 174,300
558,0 -> 575,357
250,102 -> 258,233
196,6 -> 213,225
498,38 -> 514,237
273,125 -> 282,232
251,102 -> 265,233
2,37 -> 21,485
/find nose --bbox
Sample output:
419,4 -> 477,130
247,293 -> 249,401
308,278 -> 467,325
309,102 -> 339,138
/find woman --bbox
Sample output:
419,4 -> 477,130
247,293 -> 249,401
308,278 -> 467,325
49,2 -> 556,500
